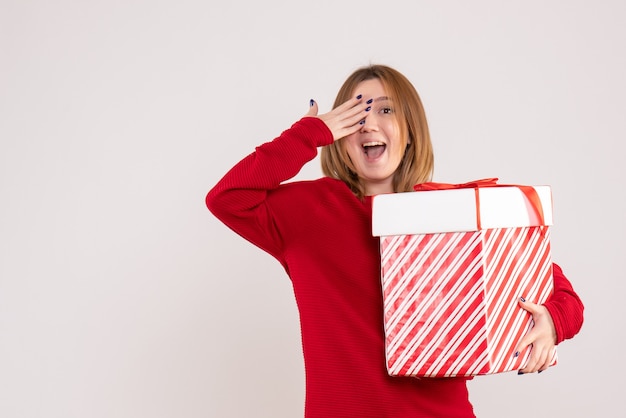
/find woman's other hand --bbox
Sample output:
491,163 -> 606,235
515,298 -> 558,374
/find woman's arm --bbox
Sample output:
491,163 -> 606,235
206,95 -> 372,262
206,117 -> 333,261
544,263 -> 585,342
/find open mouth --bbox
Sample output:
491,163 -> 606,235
362,141 -> 386,159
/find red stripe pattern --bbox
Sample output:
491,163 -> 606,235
380,226 -> 554,377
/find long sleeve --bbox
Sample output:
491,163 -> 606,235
545,263 -> 584,343
206,117 -> 333,263
206,119 -> 479,416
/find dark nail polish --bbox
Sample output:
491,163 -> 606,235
365,106 -> 371,111
538,370 -> 543,374
310,99 -> 315,107
514,351 -> 520,358
520,297 -> 526,302
517,371 -> 524,375
359,119 -> 365,125
366,98 -> 373,104
356,94 -> 362,100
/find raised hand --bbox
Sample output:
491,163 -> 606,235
305,95 -> 372,141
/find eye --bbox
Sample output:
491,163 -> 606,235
380,107 -> 394,115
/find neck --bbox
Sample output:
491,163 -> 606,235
364,181 -> 394,196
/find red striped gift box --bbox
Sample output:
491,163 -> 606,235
372,180 -> 556,377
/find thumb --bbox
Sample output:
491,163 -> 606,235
305,99 -> 319,117
518,297 -> 540,315
514,297 -> 540,353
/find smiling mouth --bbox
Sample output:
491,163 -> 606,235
363,141 -> 386,159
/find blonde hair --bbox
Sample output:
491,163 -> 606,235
320,65 -> 434,198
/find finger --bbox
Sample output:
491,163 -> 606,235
330,123 -> 363,142
519,298 -> 558,347
337,97 -> 374,126
305,99 -> 319,117
517,355 -> 540,374
515,332 -> 539,373
329,95 -> 371,124
538,346 -> 556,372
518,297 -> 541,315
515,327 -> 550,372
519,346 -> 541,374
514,297 -> 538,354
515,325 -> 537,355
334,117 -> 367,140
333,105 -> 374,138
529,348 -> 549,373
321,101 -> 373,141
520,340 -> 554,374
333,93 -> 365,112
341,97 -> 373,122
337,109 -> 370,133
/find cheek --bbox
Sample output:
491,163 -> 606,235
383,118 -> 399,138
388,129 -> 407,164
390,146 -> 405,168
343,135 -> 360,156
384,124 -> 403,151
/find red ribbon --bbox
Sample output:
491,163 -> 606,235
413,178 -> 545,229
413,178 -> 500,192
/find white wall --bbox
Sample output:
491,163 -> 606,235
1,1 -> 623,417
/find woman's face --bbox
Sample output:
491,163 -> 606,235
343,78 -> 406,196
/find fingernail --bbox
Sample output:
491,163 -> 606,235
514,351 -> 520,358
517,371 -> 524,375
359,119 -> 365,125
356,94 -> 362,100
520,297 -> 526,302
366,98 -> 373,104
538,370 -> 543,374
365,106 -> 371,111
310,99 -> 315,107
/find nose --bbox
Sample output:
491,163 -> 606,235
360,112 -> 379,132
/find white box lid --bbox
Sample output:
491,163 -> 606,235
372,185 -> 552,237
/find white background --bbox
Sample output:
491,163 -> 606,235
1,1 -> 624,417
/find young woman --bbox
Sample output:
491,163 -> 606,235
206,65 -> 584,417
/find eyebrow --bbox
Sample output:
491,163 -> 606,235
374,96 -> 391,102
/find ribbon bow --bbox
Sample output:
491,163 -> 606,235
413,178 -> 499,192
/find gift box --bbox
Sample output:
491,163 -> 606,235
372,179 -> 556,377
